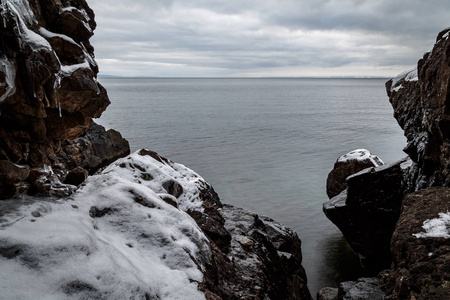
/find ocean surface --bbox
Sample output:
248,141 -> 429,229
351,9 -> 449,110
96,77 -> 406,296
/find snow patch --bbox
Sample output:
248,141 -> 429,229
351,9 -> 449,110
413,212 -> 450,238
38,27 -> 78,46
337,149 -> 384,167
60,60 -> 90,77
0,150 -> 211,299
4,0 -> 52,52
60,6 -> 92,34
390,68 -> 418,92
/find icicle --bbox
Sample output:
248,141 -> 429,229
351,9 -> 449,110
93,77 -> 101,95
58,100 -> 62,117
1,0 -> 7,28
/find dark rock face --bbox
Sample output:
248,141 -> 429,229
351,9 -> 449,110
386,28 -> 450,188
57,122 -> 130,175
133,150 -> 312,299
326,149 -> 383,199
324,157 -> 412,269
383,187 -> 450,300
200,204 -> 312,300
0,160 -> 30,199
0,0 -> 109,168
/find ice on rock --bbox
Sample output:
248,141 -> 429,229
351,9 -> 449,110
38,27 -> 78,46
390,68 -> 418,92
60,6 -> 93,34
0,56 -> 16,102
5,0 -> 52,52
337,149 -> 384,167
413,212 -> 450,239
0,150 -> 212,299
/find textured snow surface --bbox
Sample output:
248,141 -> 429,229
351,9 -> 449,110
0,150 -> 211,299
413,212 -> 450,239
337,149 -> 384,167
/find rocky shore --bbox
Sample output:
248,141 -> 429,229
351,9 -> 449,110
322,28 -> 450,299
0,1 -> 311,299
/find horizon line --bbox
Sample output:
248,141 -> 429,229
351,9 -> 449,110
98,74 -> 392,79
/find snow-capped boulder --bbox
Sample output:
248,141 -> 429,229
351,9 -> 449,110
326,149 -> 383,199
324,157 -> 412,270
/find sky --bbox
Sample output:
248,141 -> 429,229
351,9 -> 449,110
87,0 -> 450,78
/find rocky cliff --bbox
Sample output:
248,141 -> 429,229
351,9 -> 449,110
322,28 -> 450,299
0,1 -> 312,299
0,0 -> 129,198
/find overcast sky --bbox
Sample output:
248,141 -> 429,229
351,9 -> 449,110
87,0 -> 450,77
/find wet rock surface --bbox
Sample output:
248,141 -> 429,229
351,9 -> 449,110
338,278 -> 385,300
386,28 -> 450,189
324,157 -> 411,269
0,0 -> 122,198
200,204 -> 312,300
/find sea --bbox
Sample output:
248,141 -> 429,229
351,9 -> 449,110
96,77 -> 407,296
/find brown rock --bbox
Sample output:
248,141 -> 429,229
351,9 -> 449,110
63,166 -> 88,186
385,187 -> 450,300
386,28 -> 450,188
0,160 -> 30,185
57,122 -> 130,174
0,0 -> 110,175
326,149 -> 383,199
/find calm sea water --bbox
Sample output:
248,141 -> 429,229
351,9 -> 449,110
96,78 -> 406,296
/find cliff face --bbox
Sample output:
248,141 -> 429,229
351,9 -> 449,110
0,0 -> 109,166
0,0 -> 129,198
386,28 -> 450,189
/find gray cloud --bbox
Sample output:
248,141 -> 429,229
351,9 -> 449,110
87,0 -> 450,77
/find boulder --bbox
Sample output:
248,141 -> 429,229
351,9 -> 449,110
326,149 -> 383,199
63,166 -> 89,186
0,160 -> 30,185
0,160 -> 30,199
200,204 -> 312,300
324,157 -> 412,270
338,278 -> 385,300
317,287 -> 338,300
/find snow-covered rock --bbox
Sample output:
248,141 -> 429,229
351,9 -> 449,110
0,150 -> 212,299
0,149 -> 312,299
326,149 -> 383,199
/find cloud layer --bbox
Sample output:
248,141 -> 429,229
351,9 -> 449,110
88,0 -> 450,77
